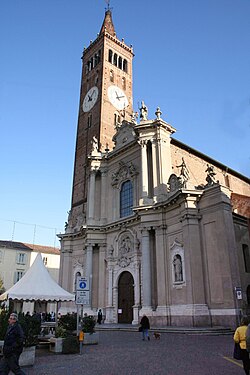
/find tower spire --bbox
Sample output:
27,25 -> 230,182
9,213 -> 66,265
100,5 -> 115,36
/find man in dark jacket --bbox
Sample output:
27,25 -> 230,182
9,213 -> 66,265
140,314 -> 150,341
0,312 -> 26,374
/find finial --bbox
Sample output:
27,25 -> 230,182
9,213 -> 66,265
105,0 -> 111,11
155,107 -> 162,120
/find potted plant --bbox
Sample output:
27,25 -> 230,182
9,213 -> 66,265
18,313 -> 41,366
81,314 -> 99,345
49,326 -> 67,353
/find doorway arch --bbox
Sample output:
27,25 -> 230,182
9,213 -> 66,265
118,271 -> 134,323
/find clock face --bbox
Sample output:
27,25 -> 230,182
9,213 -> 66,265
108,85 -> 128,110
82,86 -> 98,112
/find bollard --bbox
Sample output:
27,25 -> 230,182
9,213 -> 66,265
79,330 -> 84,354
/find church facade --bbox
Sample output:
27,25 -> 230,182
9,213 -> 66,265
59,10 -> 250,327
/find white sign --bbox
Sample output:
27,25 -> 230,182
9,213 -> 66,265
76,290 -> 90,305
76,276 -> 89,291
235,287 -> 243,300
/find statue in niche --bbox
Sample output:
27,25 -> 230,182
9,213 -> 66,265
177,158 -> 189,188
205,164 -> 216,185
139,101 -> 148,121
173,254 -> 183,282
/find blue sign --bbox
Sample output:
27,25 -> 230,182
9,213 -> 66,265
76,276 -> 89,291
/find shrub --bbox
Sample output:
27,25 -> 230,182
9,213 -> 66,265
62,336 -> 79,354
81,315 -> 96,334
0,304 -> 9,340
18,313 -> 41,347
55,326 -> 67,338
58,313 -> 77,332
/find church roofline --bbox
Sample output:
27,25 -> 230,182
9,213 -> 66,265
171,137 -> 250,183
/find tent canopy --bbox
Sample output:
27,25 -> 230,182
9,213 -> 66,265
0,253 -> 75,302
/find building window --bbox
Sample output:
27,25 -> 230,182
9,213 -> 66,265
87,113 -> 92,128
120,180 -> 133,218
43,257 -> 48,266
113,53 -> 118,66
108,49 -> 113,63
16,253 -> 26,265
243,244 -> 250,273
14,271 -> 24,284
110,70 -> 114,82
74,271 -> 81,293
123,59 -> 127,72
122,77 -> 126,89
118,56 -> 122,69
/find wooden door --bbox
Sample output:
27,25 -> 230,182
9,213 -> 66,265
118,271 -> 134,323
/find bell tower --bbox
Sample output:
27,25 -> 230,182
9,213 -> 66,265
71,9 -> 134,220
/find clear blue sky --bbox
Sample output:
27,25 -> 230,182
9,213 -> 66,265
1,0 -> 249,247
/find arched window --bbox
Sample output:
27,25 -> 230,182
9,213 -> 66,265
108,49 -> 113,63
123,59 -> 128,72
87,113 -> 92,128
120,180 -> 133,218
122,77 -> 126,89
114,53 -> 118,66
97,49 -> 101,64
74,271 -> 81,292
118,56 -> 122,69
110,70 -> 114,82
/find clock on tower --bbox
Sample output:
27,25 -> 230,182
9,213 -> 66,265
71,9 -> 134,214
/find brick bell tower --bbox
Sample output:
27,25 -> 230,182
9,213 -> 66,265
70,9 -> 134,223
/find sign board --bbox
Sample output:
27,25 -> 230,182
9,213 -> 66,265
76,276 -> 89,291
76,290 -> 90,305
235,287 -> 243,300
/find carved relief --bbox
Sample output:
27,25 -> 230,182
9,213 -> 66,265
117,233 -> 133,268
168,174 -> 181,192
111,161 -> 138,187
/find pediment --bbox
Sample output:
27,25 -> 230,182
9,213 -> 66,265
112,121 -> 137,151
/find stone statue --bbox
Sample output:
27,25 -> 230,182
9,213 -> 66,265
173,254 -> 183,282
177,158 -> 189,188
205,164 -> 216,185
92,136 -> 98,152
139,101 -> 148,121
131,111 -> 138,124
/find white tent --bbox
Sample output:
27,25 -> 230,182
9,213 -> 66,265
0,253 -> 75,302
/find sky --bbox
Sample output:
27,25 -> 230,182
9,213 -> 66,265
1,0 -> 249,247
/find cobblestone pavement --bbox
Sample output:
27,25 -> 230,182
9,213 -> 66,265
22,331 -> 242,375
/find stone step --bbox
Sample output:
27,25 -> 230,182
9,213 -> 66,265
95,324 -> 234,335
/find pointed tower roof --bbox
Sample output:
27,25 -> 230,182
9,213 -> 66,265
100,9 -> 116,36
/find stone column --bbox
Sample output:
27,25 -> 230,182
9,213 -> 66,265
151,139 -> 159,196
140,141 -> 148,201
85,244 -> 93,308
155,225 -> 168,308
98,245 -> 106,308
100,168 -> 108,223
88,169 -> 96,220
141,228 -> 151,308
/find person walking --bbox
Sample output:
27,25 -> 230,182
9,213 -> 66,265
0,312 -> 26,375
140,314 -> 150,341
97,309 -> 103,325
234,315 -> 250,375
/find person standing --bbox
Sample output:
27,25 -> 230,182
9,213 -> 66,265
0,313 -> 26,375
140,314 -> 150,341
97,309 -> 103,325
234,315 -> 250,375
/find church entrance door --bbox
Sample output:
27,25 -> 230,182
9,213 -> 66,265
118,271 -> 134,323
